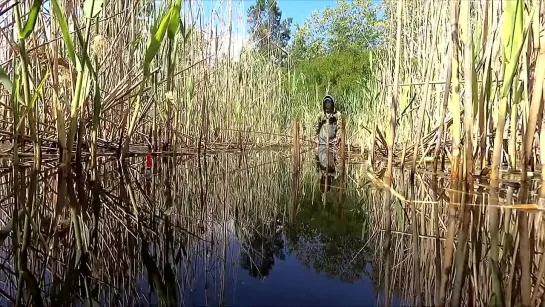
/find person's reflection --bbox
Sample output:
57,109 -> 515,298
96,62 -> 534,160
316,147 -> 336,194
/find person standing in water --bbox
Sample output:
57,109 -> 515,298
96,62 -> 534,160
314,95 -> 343,195
314,95 -> 343,169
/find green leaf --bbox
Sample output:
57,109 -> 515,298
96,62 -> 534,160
0,66 -> 13,94
77,39 -> 101,130
144,10 -> 172,76
73,19 -> 91,73
20,0 -> 43,39
168,0 -> 182,39
84,0 -> 105,19
28,71 -> 48,109
51,0 -> 77,66
12,71 -> 21,122
501,0 -> 523,59
16,71 -> 48,131
500,1 -> 534,96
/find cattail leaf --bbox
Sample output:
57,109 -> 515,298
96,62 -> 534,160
514,81 -> 524,105
51,0 -> 77,67
73,17 -> 96,74
20,0 -> 43,39
29,71 -> 48,110
501,0 -> 523,58
144,10 -> 172,76
0,66 -> 12,94
11,71 -> 20,121
15,72 -> 48,131
83,0 -> 105,19
168,0 -> 182,39
501,3 -> 535,96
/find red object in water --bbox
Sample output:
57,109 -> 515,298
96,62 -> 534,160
146,152 -> 153,168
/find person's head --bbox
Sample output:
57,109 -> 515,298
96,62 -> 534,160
323,95 -> 335,115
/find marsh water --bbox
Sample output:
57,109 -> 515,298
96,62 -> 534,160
1,149 -> 545,306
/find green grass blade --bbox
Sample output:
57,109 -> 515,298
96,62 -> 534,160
51,0 -> 77,67
28,71 -> 48,109
83,0 -> 104,19
501,0 -> 523,58
0,66 -> 12,94
144,10 -> 172,76
11,69 -> 21,125
20,0 -> 43,39
501,2 -> 535,96
168,0 -> 182,39
16,71 -> 48,131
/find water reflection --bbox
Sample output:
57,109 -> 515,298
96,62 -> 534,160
1,152 -> 545,306
239,218 -> 285,279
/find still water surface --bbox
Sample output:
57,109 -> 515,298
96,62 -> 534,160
0,150 -> 543,306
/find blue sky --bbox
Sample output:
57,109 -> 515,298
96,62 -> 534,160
198,0 -> 342,31
276,0 -> 339,29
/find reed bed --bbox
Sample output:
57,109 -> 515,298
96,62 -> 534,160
369,0 -> 545,184
0,0 -> 313,166
361,165 -> 545,307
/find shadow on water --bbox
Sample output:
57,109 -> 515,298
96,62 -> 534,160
1,150 -> 545,306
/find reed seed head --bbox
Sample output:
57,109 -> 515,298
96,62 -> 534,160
58,65 -> 72,88
91,35 -> 108,57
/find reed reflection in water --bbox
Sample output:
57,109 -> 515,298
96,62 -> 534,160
369,164 -> 545,307
1,151 -> 545,306
0,150 -> 375,306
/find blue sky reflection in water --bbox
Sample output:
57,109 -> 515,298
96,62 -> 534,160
196,239 -> 387,306
137,231 -> 397,306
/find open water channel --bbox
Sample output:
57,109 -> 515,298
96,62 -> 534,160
0,149 -> 543,306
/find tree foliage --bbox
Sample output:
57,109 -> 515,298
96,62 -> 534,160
247,0 -> 292,64
289,0 -> 384,97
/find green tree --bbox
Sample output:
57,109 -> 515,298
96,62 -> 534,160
247,0 -> 292,65
288,0 -> 384,97
291,0 -> 384,58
